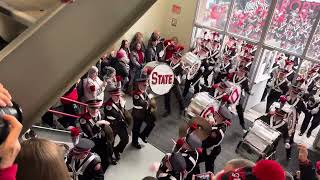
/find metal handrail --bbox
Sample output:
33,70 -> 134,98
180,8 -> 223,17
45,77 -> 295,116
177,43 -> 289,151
47,109 -> 80,119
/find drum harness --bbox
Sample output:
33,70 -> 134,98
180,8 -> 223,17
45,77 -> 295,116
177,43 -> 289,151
205,125 -> 225,153
133,92 -> 149,110
80,114 -> 105,139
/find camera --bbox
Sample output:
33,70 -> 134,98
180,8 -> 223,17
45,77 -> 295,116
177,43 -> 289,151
0,101 -> 23,144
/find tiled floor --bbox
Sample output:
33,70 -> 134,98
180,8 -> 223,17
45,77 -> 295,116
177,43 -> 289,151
35,93 -> 320,179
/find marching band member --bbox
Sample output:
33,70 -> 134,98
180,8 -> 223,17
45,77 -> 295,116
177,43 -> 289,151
201,104 -> 233,173
163,37 -> 179,62
131,73 -> 156,149
300,96 -> 320,138
214,54 -> 232,84
266,68 -> 289,113
104,88 -> 129,161
79,100 -> 115,170
306,68 -> 320,94
156,152 -> 187,180
173,132 -> 202,180
203,40 -> 221,86
255,101 -> 291,160
163,46 -> 185,117
228,65 -> 251,131
283,84 -> 306,160
201,80 -> 230,102
66,138 -> 104,180
285,59 -> 296,82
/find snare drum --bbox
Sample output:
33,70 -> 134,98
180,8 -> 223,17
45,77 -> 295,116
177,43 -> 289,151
185,92 -> 219,119
236,120 -> 281,162
181,52 -> 201,80
143,61 -> 174,95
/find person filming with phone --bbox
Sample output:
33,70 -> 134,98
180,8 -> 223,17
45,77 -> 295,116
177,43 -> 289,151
0,83 -> 23,180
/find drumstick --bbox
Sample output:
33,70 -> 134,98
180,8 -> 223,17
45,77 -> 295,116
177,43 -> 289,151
171,138 -> 176,144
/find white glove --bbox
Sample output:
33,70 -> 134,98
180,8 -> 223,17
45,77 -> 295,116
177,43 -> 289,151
285,143 -> 291,149
311,107 -> 319,115
200,67 -> 205,72
96,120 -> 110,126
208,66 -> 214,71
214,67 -> 220,73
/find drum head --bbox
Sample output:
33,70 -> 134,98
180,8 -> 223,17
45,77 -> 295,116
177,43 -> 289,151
187,62 -> 201,80
179,117 -> 211,141
147,63 -> 174,95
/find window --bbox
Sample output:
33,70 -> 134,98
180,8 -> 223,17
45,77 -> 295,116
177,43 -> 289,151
307,22 -> 320,60
266,0 -> 319,55
228,0 -> 271,41
195,0 -> 232,30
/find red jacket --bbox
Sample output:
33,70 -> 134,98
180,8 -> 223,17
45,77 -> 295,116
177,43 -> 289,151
0,164 -> 17,180
61,87 -> 78,104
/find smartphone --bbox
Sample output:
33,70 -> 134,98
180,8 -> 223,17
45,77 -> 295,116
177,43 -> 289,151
194,173 -> 212,180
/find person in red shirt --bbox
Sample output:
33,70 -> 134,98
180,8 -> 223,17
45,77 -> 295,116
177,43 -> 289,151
0,83 -> 23,180
58,82 -> 80,128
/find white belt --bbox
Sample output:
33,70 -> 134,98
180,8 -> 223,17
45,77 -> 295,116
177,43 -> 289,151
133,105 -> 143,109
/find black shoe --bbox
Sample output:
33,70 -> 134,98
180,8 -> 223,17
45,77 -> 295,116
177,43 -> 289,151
111,159 -> 117,165
299,132 -> 303,136
307,132 -> 312,138
114,151 -> 121,161
132,142 -> 142,149
140,136 -> 148,143
162,111 -> 170,118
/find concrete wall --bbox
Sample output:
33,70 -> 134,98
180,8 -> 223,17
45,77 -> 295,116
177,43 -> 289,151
112,0 -> 197,51
0,13 -> 26,42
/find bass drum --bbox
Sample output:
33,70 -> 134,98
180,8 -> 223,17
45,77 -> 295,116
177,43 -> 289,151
181,52 -> 201,80
185,92 -> 219,120
142,61 -> 174,95
236,120 -> 281,162
178,116 -> 211,141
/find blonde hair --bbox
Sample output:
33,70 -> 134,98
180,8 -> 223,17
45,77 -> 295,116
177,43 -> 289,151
16,138 -> 70,180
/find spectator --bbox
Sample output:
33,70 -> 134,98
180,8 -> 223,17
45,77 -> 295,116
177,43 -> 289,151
130,32 -> 146,52
146,36 -> 159,62
15,139 -> 70,180
83,66 -> 106,102
129,42 -> 144,90
119,40 -> 130,58
223,158 -> 255,172
111,50 -> 130,91
0,83 -> 21,180
100,51 -> 116,79
103,66 -> 118,102
297,144 -> 317,180
58,81 -> 80,128
0,115 -> 22,180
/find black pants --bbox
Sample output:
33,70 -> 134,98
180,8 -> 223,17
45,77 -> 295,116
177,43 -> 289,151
203,146 -> 221,173
285,134 -> 294,160
266,90 -> 282,113
92,137 -> 113,172
203,70 -> 213,86
58,103 -> 79,128
261,87 -> 270,101
132,112 -> 155,144
301,112 -> 320,135
300,112 -> 313,134
42,111 -> 54,127
111,122 -> 129,153
236,103 -> 246,129
164,84 -> 184,113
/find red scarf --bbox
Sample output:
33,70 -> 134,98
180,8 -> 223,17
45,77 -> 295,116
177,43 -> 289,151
137,50 -> 143,64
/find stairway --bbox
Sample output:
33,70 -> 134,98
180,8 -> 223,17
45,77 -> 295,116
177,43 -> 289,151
0,0 -> 157,133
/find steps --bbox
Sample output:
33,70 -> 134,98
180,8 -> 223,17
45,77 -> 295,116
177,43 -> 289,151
0,0 -> 157,133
